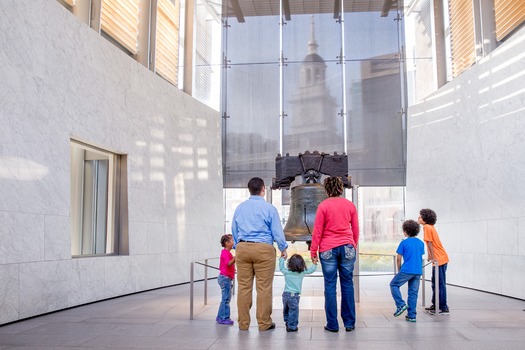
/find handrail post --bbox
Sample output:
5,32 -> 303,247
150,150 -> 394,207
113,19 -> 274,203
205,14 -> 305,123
434,260 -> 440,314
421,259 -> 426,306
190,261 -> 194,320
352,185 -> 360,303
354,244 -> 360,303
393,255 -> 397,274
204,258 -> 208,305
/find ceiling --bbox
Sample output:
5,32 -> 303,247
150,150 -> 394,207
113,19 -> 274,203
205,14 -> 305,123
222,0 -> 400,22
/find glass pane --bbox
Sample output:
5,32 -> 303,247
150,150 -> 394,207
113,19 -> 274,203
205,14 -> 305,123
81,160 -> 96,255
82,159 -> 109,255
405,0 -> 439,104
344,11 -> 401,60
344,9 -> 406,186
282,12 -> 344,156
194,0 -> 222,110
71,141 -> 117,256
221,2 -> 408,188
222,15 -> 280,187
358,187 -> 405,273
94,160 -> 109,254
223,188 -> 249,234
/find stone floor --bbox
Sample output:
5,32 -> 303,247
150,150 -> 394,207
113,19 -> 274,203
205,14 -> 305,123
1,273 -> 524,349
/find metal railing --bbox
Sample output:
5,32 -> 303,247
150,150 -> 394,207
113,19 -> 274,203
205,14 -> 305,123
190,258 -> 219,320
189,256 -> 441,319
423,259 -> 441,313
359,252 -> 398,274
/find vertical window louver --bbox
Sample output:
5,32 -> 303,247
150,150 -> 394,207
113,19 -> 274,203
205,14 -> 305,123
449,0 -> 476,78
156,0 -> 180,85
64,0 -> 75,6
100,0 -> 140,54
494,0 -> 525,41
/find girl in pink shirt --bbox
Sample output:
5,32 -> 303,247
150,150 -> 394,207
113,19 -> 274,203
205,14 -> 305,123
217,234 -> 236,325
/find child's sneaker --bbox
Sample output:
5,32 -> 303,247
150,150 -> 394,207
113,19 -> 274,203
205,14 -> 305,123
393,304 -> 408,317
217,318 -> 234,325
405,316 -> 416,322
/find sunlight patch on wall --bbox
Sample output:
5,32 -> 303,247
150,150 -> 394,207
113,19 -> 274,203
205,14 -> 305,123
0,157 -> 49,180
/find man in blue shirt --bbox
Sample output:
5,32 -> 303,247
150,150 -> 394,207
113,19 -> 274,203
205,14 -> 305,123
232,177 -> 288,331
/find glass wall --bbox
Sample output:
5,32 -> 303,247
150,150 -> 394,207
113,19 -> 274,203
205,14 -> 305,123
221,1 -> 408,275
222,0 -> 407,188
221,12 -> 281,187
282,13 -> 344,157
224,185 -> 405,274
358,186 -> 405,273
344,8 -> 406,186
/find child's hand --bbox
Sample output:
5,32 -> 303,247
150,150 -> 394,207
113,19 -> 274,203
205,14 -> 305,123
312,257 -> 319,265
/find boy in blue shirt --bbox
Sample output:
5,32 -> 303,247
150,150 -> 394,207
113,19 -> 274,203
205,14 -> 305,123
390,220 -> 425,322
279,254 -> 317,332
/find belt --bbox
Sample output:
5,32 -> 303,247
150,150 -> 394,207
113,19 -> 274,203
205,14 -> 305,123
239,239 -> 258,243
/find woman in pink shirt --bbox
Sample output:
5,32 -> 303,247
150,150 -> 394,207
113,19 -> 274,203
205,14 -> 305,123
310,176 -> 359,333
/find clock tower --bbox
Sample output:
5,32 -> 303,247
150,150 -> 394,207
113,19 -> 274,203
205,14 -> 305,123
285,16 -> 341,156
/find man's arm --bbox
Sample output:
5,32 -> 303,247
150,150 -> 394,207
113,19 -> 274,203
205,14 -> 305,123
231,215 -> 239,246
270,207 -> 288,253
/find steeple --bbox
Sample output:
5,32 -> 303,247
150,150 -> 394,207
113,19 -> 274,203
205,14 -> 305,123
307,16 -> 318,54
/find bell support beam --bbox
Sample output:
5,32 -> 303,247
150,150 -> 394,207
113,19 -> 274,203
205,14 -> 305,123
272,150 -> 350,189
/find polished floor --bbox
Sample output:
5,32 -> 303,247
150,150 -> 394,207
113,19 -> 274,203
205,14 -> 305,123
1,273 -> 524,350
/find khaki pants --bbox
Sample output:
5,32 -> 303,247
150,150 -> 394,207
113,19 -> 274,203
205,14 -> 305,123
235,242 -> 276,330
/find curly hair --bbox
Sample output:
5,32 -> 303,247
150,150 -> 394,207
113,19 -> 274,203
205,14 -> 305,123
323,176 -> 344,197
220,234 -> 232,248
287,254 -> 307,273
419,208 -> 437,225
402,220 -> 420,237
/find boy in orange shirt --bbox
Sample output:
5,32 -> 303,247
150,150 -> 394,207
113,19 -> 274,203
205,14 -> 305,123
419,209 -> 449,314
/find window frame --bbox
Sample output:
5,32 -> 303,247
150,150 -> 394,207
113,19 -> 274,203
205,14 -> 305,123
70,139 -> 128,257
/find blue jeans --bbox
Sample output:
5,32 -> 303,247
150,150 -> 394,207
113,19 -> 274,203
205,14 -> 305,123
319,244 -> 356,330
390,272 -> 421,319
431,263 -> 448,309
217,274 -> 232,320
282,292 -> 300,330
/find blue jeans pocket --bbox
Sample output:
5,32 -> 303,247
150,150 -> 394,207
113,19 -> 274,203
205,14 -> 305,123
218,275 -> 226,288
320,249 -> 332,260
344,245 -> 356,260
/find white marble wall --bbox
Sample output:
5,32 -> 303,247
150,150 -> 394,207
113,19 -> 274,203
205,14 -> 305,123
406,26 -> 525,300
0,0 -> 223,324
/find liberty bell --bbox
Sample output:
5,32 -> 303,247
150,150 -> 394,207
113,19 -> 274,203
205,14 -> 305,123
272,151 -> 351,245
283,183 -> 327,242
